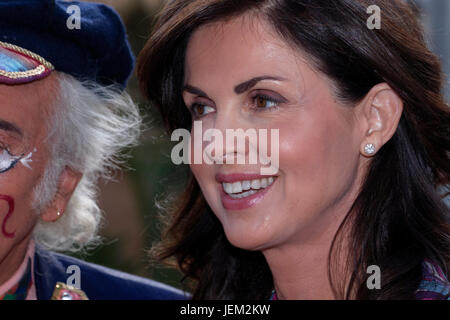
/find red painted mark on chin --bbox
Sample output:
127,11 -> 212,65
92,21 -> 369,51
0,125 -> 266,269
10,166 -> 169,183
0,195 -> 15,238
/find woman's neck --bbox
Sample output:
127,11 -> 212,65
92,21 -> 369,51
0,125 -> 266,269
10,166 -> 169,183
262,160 -> 369,300
262,183 -> 362,299
263,223 -> 343,300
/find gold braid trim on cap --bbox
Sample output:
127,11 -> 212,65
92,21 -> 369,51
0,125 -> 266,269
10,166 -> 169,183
0,65 -> 46,79
0,41 -> 54,70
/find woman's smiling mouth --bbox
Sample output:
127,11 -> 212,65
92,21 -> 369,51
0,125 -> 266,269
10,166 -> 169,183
222,176 -> 275,199
216,173 -> 277,210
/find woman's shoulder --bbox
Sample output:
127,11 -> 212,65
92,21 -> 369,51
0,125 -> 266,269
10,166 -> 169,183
415,259 -> 449,300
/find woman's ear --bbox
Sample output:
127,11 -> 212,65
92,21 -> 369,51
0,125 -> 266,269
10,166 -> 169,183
40,166 -> 82,222
357,83 -> 403,157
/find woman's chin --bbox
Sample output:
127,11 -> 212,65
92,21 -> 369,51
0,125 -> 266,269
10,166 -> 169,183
222,224 -> 276,251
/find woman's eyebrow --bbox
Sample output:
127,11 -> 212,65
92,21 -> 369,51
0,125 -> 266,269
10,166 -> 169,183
183,85 -> 211,99
183,75 -> 286,98
234,76 -> 286,94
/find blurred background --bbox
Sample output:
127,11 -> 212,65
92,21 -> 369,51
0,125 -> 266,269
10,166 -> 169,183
70,0 -> 450,292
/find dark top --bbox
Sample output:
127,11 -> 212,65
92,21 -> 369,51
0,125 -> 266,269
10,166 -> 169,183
33,245 -> 188,300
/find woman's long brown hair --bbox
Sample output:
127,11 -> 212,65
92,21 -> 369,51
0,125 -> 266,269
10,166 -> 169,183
137,0 -> 450,299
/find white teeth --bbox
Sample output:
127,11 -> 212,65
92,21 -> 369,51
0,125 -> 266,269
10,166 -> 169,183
223,183 -> 233,194
222,176 -> 276,197
232,182 -> 242,193
228,190 -> 258,199
242,180 -> 251,191
261,178 -> 268,188
251,179 -> 261,189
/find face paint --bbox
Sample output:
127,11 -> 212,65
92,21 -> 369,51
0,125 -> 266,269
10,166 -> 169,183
19,148 -> 36,169
0,195 -> 15,238
0,148 -> 35,173
0,149 -> 35,237
0,149 -> 21,173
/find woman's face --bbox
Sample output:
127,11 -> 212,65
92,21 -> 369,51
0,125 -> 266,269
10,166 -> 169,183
183,15 -> 368,250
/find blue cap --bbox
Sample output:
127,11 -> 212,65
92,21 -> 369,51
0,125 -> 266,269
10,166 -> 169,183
0,0 -> 134,89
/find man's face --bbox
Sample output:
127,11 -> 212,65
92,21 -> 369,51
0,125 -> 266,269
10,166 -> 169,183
0,74 -> 54,280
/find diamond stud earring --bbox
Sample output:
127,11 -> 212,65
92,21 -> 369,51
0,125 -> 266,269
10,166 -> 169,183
364,143 -> 376,155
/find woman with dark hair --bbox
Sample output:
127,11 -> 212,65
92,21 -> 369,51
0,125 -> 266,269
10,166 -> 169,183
137,0 -> 449,299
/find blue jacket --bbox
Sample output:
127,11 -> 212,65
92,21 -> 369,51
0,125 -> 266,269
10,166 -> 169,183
33,245 -> 188,300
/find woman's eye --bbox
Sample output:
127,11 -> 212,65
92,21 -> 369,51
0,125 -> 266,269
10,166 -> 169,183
253,95 -> 280,110
190,104 -> 215,117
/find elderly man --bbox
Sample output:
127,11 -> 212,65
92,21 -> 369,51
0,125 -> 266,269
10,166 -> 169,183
0,0 -> 185,300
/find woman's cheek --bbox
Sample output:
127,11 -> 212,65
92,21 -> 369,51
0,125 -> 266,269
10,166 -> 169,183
190,162 -> 218,207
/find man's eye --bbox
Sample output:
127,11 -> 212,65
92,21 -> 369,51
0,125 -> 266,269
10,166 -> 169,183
253,95 -> 280,110
191,104 -> 215,117
0,148 -> 20,173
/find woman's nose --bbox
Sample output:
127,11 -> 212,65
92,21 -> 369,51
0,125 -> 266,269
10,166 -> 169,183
205,110 -> 255,165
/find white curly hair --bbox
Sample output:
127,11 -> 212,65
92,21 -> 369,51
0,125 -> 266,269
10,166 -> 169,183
32,72 -> 141,252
